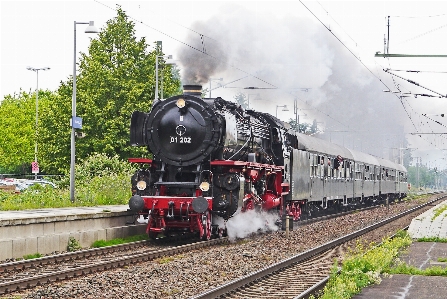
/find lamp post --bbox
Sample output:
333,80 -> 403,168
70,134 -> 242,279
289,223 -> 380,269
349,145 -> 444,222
209,78 -> 223,98
26,66 -> 50,180
275,105 -> 289,118
156,54 -> 173,100
70,21 -> 99,202
154,41 -> 174,100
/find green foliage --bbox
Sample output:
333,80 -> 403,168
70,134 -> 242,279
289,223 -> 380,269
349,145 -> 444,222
2,7 -> 185,176
91,234 -> 148,248
0,90 -> 54,173
417,236 -> 447,243
288,118 -> 320,135
437,257 -> 447,262
35,6 -> 181,174
0,153 -> 136,210
389,262 -> 447,276
234,92 -> 248,109
315,232 -> 411,299
157,256 -> 175,264
431,203 -> 447,221
23,253 -> 43,260
406,165 -> 447,190
67,237 -> 82,252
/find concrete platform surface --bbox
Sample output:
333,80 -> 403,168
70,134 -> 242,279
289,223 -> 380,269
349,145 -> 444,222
353,243 -> 447,299
353,197 -> 447,299
353,274 -> 447,299
0,205 -> 130,225
0,205 -> 146,260
408,199 -> 447,239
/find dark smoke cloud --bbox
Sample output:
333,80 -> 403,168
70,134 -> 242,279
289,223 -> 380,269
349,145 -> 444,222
177,3 -> 407,161
177,4 -> 334,88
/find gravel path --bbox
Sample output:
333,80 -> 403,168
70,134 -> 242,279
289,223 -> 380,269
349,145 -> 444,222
6,196 -> 439,299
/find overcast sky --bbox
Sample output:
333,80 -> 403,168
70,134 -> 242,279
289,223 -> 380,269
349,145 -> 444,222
1,0 -> 447,169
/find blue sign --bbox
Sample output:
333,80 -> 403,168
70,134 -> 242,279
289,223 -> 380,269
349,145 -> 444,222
72,116 -> 83,129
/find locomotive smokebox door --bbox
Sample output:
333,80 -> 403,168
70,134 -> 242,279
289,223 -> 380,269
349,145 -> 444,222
192,196 -> 209,213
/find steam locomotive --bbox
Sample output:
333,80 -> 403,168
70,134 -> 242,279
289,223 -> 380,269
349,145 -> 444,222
128,85 -> 408,240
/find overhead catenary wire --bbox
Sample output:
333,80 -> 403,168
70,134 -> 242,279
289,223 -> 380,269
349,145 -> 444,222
95,0 -> 439,152
94,0 -> 354,132
93,0 -> 278,90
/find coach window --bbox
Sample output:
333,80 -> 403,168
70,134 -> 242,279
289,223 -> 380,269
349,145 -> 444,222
330,158 -> 335,178
319,156 -> 324,177
310,154 -> 317,177
324,157 -> 329,177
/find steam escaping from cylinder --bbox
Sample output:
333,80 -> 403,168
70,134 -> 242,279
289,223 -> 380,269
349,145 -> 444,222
214,208 -> 279,241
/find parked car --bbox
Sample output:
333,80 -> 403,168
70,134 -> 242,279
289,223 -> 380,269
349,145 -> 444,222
0,178 -> 56,192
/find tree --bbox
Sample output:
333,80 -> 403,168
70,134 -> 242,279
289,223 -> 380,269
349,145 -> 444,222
0,90 -> 53,173
39,6 -> 182,174
288,118 -> 320,135
234,92 -> 248,109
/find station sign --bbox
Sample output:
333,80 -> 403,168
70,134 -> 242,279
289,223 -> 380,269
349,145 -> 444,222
31,161 -> 39,174
71,116 -> 83,129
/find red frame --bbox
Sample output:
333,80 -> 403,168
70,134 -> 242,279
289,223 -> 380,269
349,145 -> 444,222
130,158 -> 290,237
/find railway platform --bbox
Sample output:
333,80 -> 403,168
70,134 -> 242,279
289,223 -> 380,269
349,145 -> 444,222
353,198 -> 447,299
0,205 -> 145,261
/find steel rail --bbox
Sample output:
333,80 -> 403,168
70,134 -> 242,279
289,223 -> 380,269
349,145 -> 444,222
0,238 -> 228,294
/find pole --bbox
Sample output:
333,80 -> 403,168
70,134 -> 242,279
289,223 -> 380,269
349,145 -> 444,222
161,59 -> 164,100
387,16 -> 390,54
155,54 -> 159,100
35,71 -> 39,180
155,41 -> 162,101
70,21 -> 77,202
27,66 -> 49,180
417,157 -> 420,190
70,21 -> 98,202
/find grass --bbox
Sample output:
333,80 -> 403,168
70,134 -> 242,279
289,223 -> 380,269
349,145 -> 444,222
0,174 -> 130,211
311,230 -> 412,299
156,257 -> 175,264
23,253 -> 43,260
417,236 -> 447,243
91,234 -> 148,248
67,237 -> 82,252
0,153 -> 136,211
431,204 -> 447,221
389,262 -> 447,276
312,229 -> 447,299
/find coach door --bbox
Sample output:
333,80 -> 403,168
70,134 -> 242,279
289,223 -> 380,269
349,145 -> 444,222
291,149 -> 311,200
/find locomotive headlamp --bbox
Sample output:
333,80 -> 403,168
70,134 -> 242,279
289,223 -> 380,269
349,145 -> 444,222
176,98 -> 186,108
136,180 -> 147,190
199,181 -> 210,192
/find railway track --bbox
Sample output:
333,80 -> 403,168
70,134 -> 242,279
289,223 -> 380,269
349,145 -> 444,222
0,237 -> 228,295
1,193 -> 443,297
191,195 -> 445,299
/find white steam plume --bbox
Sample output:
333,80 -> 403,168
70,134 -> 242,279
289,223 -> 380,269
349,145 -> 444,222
214,208 -> 279,242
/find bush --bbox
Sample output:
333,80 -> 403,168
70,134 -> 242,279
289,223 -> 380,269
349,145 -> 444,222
313,231 -> 412,299
0,153 -> 137,210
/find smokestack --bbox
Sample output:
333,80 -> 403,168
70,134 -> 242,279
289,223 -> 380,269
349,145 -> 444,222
183,85 -> 202,97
